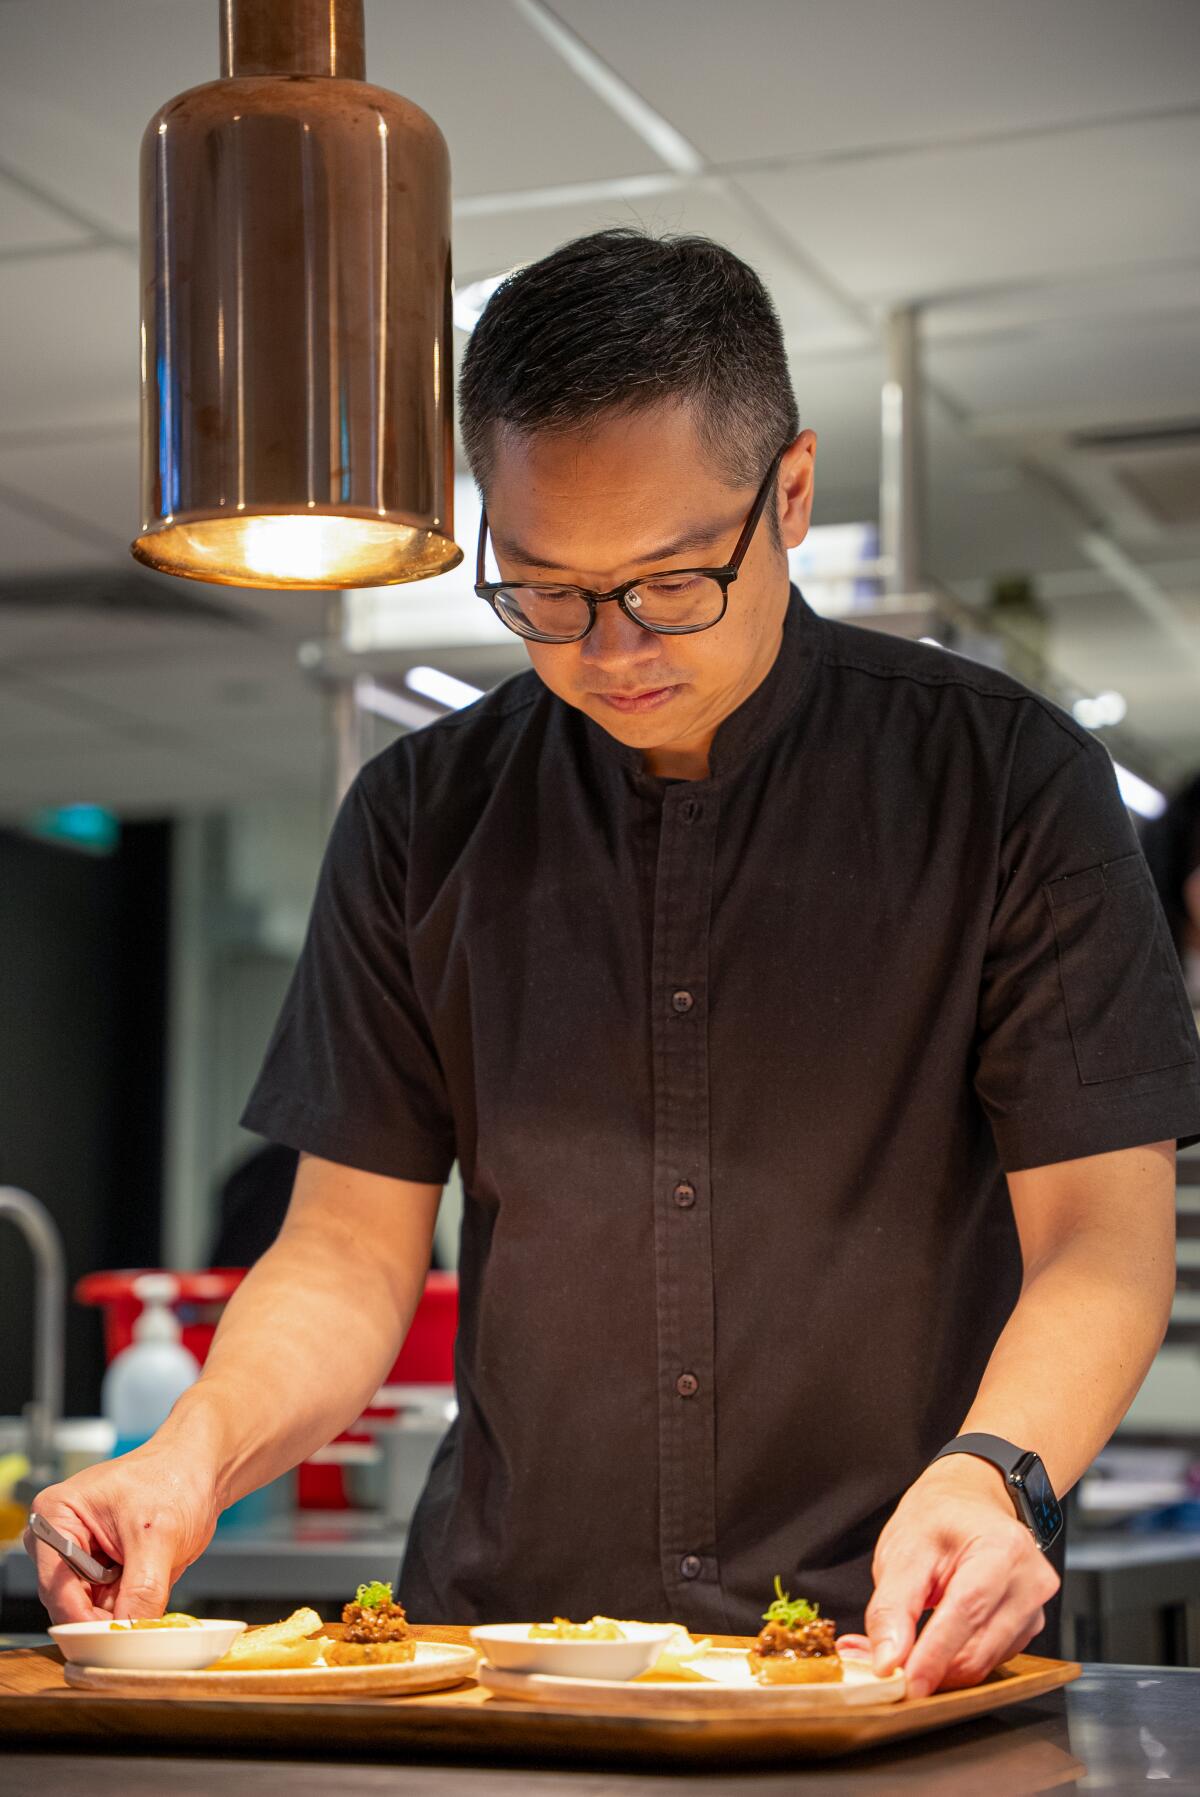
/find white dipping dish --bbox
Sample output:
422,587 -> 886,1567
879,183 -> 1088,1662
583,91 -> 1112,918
470,1622 -> 678,1682
50,1618 -> 246,1671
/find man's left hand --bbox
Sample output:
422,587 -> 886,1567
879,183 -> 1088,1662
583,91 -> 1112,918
864,1453 -> 1061,1696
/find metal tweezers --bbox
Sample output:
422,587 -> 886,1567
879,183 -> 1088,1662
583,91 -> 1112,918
29,1511 -> 122,1585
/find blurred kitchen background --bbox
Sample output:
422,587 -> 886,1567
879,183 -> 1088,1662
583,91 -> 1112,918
1,0 -> 1199,1657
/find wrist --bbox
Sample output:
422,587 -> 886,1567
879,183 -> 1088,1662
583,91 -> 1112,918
915,1450 -> 1013,1511
153,1381 -> 239,1509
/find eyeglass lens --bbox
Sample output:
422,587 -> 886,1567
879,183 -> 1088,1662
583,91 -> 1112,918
494,572 -> 726,641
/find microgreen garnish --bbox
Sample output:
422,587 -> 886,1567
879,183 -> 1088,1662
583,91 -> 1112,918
355,1580 -> 393,1609
761,1574 -> 819,1628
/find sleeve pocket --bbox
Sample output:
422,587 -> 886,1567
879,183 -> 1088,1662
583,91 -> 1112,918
1045,852 -> 1198,1086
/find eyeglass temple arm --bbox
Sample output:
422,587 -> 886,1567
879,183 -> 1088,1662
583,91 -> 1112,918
725,444 -> 788,569
476,507 -> 490,587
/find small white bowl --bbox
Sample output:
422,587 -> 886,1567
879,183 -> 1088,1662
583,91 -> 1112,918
50,1619 -> 247,1671
470,1622 -> 678,1682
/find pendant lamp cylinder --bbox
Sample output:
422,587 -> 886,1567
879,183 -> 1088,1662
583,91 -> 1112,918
133,0 -> 460,589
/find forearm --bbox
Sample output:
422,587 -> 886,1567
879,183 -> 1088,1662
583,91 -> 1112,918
956,1235 -> 1173,1496
869,1144 -> 1174,1691
158,1160 -> 440,1508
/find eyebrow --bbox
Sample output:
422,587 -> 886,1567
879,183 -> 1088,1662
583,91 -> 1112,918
489,517 -> 740,576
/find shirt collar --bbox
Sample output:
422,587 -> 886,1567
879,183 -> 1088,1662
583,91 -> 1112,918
575,584 -> 822,783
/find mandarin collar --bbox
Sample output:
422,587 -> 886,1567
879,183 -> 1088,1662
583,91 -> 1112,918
576,586 -> 822,784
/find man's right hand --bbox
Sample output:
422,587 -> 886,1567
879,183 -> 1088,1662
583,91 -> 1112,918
23,1436 -> 221,1624
24,1155 -> 443,1626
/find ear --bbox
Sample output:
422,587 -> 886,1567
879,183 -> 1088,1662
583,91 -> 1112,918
778,430 -> 817,550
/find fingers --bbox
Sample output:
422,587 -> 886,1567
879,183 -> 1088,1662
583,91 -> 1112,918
903,1540 -> 1058,1697
915,1604 -> 1045,1695
109,1524 -> 177,1622
865,1543 -> 938,1677
22,1525 -> 108,1624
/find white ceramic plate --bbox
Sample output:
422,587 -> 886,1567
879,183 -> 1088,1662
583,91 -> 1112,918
470,1622 -> 679,1681
477,1649 -> 907,1712
50,1618 -> 247,1671
62,1638 -> 479,1697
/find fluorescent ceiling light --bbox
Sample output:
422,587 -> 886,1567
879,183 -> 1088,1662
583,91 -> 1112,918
1072,690 -> 1128,729
1112,760 -> 1167,820
510,0 -> 704,176
406,666 -> 485,711
353,677 -> 440,733
456,172 -> 691,219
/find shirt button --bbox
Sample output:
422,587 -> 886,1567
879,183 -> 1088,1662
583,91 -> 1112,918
672,990 -> 694,1014
676,1372 -> 699,1398
681,798 -> 702,824
673,1181 -> 697,1208
680,1554 -> 702,1580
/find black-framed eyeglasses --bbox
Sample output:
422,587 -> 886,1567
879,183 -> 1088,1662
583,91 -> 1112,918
474,444 -> 787,645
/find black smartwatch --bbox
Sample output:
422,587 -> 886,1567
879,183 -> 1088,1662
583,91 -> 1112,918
932,1433 -> 1063,1551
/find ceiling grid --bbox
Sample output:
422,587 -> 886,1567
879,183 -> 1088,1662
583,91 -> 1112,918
0,0 -> 1195,812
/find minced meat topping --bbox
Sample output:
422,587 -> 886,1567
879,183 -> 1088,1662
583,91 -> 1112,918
341,1598 -> 412,1644
754,1615 -> 838,1659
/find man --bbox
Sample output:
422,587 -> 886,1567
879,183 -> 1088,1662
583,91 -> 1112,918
30,232 -> 1200,1697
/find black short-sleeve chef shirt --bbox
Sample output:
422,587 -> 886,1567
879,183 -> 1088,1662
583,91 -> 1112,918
243,589 -> 1200,1633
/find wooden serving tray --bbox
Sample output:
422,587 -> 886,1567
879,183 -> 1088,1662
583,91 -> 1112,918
0,1627 -> 1081,1766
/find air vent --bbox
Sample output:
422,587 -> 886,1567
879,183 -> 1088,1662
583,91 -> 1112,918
0,570 -> 251,624
1066,420 -> 1200,530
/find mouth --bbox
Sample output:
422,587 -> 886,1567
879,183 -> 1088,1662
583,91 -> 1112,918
593,685 -> 681,715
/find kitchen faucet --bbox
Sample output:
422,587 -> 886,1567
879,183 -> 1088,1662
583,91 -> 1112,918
0,1187 -> 65,1503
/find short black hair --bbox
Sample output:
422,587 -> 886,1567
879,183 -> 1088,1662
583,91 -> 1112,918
459,229 -> 799,497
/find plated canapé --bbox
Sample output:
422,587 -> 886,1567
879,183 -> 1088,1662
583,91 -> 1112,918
470,1578 -> 905,1705
51,1580 -> 422,1674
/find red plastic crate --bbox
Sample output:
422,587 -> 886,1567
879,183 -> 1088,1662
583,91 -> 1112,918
75,1268 -> 458,1387
76,1268 -> 459,1508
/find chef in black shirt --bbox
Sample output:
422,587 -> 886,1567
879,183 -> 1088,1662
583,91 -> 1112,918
30,232 -> 1200,1698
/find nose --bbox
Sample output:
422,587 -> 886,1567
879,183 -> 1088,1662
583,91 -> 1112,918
579,599 -> 662,673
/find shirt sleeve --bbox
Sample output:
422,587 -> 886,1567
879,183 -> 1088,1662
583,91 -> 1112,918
240,760 -> 456,1184
974,711 -> 1200,1172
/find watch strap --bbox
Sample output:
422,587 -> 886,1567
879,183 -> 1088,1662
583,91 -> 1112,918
932,1432 -> 1027,1478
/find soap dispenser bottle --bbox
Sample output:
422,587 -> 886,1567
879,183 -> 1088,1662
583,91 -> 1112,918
101,1273 -> 200,1458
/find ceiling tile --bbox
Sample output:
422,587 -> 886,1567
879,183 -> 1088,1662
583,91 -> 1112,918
34,655 -> 322,734
454,178 -> 868,351
0,494 -> 117,575
928,313 -> 1200,435
922,261 -> 1200,343
0,1 -> 216,237
0,174 -> 89,252
739,115 -> 1200,305
0,249 -> 137,433
0,0 -> 658,239
0,429 -> 138,548
365,0 -> 657,196
0,679 -> 106,746
550,0 -> 1200,167
0,600 -> 256,672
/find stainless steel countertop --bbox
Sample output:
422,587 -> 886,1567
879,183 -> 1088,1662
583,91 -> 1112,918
1,1511 -> 408,1605
9,1519 -> 1200,1607
1,1645 -> 1197,1791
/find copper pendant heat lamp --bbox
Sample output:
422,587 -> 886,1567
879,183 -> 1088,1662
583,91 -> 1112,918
132,0 -> 461,589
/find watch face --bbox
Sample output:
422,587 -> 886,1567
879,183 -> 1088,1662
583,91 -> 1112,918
1015,1454 -> 1063,1547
